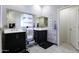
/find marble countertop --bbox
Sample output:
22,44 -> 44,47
3,27 -> 48,33
34,27 -> 48,31
4,28 -> 25,34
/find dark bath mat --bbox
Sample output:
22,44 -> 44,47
39,41 -> 53,49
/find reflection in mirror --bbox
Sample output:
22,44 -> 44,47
34,16 -> 48,28
6,9 -> 33,29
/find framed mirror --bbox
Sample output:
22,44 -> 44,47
34,16 -> 48,28
6,9 -> 33,29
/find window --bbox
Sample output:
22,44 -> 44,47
20,14 -> 33,28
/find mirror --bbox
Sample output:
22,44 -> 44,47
35,16 -> 48,28
6,9 -> 33,28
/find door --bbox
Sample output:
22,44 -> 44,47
68,7 -> 79,50
60,6 -> 79,50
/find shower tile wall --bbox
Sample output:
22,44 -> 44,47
48,17 -> 57,44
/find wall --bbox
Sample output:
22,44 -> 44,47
0,6 -> 1,28
2,5 -> 33,28
0,5 -> 2,53
60,9 -> 68,43
0,6 -> 2,28
45,6 -> 58,44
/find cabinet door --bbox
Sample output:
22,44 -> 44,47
42,30 -> 47,42
34,30 -> 40,43
4,33 -> 16,50
4,32 -> 26,50
16,32 -> 26,49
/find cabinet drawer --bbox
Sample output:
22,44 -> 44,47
16,33 -> 26,38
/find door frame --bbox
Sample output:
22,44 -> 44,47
57,6 -> 73,46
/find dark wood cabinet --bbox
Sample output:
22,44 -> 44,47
34,30 -> 47,44
34,30 -> 53,49
2,32 -> 27,53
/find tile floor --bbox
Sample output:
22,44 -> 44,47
28,42 -> 78,53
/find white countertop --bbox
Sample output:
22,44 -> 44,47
3,27 -> 48,33
34,27 -> 48,31
4,28 -> 25,34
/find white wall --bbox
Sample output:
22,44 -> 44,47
60,9 -> 68,43
0,6 -> 1,27
0,5 -> 2,53
46,6 -> 58,44
2,5 -> 33,28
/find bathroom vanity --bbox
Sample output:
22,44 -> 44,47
34,28 -> 47,44
34,28 -> 53,49
2,29 -> 28,53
